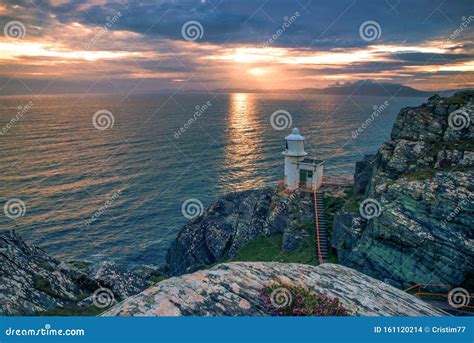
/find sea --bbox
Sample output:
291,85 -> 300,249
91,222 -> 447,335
0,93 -> 426,267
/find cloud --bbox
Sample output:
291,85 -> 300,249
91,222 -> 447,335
0,0 -> 472,94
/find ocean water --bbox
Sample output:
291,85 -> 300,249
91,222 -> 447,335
0,93 -> 426,267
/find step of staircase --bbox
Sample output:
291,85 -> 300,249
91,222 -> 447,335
314,191 -> 330,263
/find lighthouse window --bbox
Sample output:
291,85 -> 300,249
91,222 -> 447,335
307,171 -> 313,178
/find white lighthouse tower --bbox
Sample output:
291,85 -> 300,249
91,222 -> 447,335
283,128 -> 324,190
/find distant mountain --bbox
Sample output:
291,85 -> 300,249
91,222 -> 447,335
302,80 -> 432,97
154,80 -> 471,98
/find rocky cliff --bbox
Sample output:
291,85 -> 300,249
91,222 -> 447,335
332,91 -> 474,289
104,262 -> 446,316
166,188 -> 315,275
0,230 -> 149,315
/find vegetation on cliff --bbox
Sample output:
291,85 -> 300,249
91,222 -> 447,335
332,91 -> 474,289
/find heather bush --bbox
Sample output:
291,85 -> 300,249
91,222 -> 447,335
258,284 -> 352,316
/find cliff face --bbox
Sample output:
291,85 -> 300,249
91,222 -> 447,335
0,230 -> 149,315
166,189 -> 314,276
104,262 -> 446,316
333,91 -> 474,289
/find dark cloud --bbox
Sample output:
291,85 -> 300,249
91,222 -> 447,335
6,0 -> 473,48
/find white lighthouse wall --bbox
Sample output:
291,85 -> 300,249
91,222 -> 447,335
286,140 -> 305,156
284,156 -> 300,189
312,164 -> 324,189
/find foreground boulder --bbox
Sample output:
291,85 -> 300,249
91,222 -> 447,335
104,262 -> 446,316
0,230 -> 148,315
332,91 -> 474,289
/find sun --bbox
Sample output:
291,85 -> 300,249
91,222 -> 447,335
248,68 -> 267,76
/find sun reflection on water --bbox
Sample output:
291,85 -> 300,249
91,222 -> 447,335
220,93 -> 267,192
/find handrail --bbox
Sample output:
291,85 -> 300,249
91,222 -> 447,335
404,283 -> 451,292
312,186 -> 324,265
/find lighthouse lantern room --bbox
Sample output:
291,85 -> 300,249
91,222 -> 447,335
283,128 -> 324,190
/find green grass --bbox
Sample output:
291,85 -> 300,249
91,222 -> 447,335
400,168 -> 435,181
34,276 -> 56,298
344,195 -> 362,213
444,91 -> 474,105
323,194 -> 347,226
220,220 -> 318,266
222,232 -> 317,266
148,275 -> 168,284
36,306 -> 107,316
68,261 -> 93,271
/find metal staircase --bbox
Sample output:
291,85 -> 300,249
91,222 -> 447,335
312,189 -> 329,263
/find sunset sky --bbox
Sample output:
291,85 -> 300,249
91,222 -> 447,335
0,0 -> 473,95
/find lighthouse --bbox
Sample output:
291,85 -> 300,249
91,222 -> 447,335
283,128 -> 324,190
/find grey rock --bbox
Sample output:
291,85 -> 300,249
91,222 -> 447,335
103,262 -> 447,316
94,261 -> 149,299
333,91 -> 474,289
354,154 -> 375,195
0,230 -> 100,315
0,230 -> 149,315
166,189 -> 314,276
